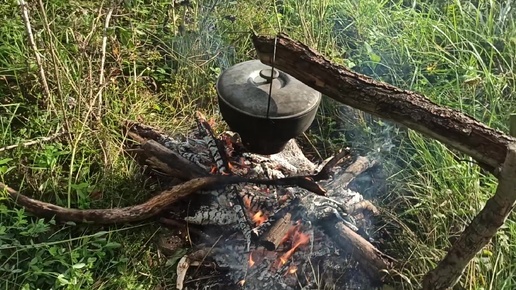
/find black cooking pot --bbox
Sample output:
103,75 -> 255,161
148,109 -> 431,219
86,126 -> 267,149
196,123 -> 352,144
216,60 -> 321,154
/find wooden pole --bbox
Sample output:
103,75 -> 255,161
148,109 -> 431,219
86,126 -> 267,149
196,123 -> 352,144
251,33 -> 516,290
422,143 -> 516,289
510,113 -> 516,137
251,33 -> 516,176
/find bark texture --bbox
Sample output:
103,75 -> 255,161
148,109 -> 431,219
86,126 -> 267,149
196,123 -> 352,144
252,33 -> 516,175
422,143 -> 516,290
1,177 -> 221,224
322,217 -> 393,284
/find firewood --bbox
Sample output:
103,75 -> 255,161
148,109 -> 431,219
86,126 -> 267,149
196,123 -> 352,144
141,140 -> 209,180
320,216 -> 394,284
422,143 -> 516,290
1,177 -> 223,224
333,156 -> 377,189
252,33 -> 516,176
258,212 -> 294,251
251,198 -> 301,242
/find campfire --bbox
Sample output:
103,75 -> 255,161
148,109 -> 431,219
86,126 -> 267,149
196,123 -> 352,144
127,112 -> 390,290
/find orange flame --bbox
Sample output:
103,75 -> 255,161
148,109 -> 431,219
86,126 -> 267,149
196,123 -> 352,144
279,229 -> 311,265
252,210 -> 267,226
238,280 -> 245,286
248,252 -> 255,267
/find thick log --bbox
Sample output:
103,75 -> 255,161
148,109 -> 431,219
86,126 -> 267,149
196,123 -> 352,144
259,212 -> 294,251
321,216 -> 393,284
252,33 -> 516,175
141,140 -> 209,180
422,143 -> 516,290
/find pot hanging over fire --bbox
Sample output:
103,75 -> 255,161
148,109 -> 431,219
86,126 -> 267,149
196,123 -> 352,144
216,60 -> 321,154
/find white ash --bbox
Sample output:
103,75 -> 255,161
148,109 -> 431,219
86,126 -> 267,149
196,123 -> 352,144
156,129 -> 379,289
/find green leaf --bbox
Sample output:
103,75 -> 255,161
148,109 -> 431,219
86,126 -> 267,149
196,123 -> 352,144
104,242 -> 122,249
368,52 -> 381,63
72,262 -> 86,269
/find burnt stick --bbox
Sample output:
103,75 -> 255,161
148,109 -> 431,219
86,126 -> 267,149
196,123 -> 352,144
251,197 -> 301,242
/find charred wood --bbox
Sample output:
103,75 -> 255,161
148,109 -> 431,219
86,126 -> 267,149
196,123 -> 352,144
321,216 -> 393,284
259,212 -> 294,251
333,156 -> 377,190
251,197 -> 301,242
141,140 -> 209,180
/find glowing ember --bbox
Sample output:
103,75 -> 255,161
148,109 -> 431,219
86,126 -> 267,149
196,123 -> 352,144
252,210 -> 267,226
238,280 -> 245,286
248,252 -> 255,267
209,165 -> 217,174
280,221 -> 302,245
243,195 -> 251,208
286,265 -> 298,275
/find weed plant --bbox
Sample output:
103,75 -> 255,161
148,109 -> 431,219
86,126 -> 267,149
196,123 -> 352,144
0,0 -> 515,289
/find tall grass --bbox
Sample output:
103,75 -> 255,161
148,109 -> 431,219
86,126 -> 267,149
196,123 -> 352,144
325,1 -> 515,288
0,0 -> 515,289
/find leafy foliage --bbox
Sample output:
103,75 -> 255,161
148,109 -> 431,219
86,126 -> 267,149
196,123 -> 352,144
0,0 -> 515,289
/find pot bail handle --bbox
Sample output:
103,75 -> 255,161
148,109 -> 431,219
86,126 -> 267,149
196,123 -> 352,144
259,68 -> 279,83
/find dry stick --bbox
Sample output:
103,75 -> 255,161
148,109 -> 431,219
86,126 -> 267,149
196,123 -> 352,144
1,165 -> 338,224
422,143 -> 516,290
1,177 -> 222,224
18,0 -> 52,109
322,218 -> 393,284
0,132 -> 66,153
251,33 -> 516,176
98,7 -> 114,119
36,0 -> 75,143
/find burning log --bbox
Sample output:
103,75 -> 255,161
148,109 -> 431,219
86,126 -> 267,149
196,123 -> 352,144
251,33 -> 516,176
256,198 -> 303,251
258,212 -> 294,251
3,117 -> 392,289
321,217 -> 394,284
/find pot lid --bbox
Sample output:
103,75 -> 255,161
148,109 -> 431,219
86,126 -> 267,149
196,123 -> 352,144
216,60 -> 321,119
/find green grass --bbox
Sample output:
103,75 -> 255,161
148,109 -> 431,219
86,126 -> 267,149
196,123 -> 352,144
1,0 -> 515,289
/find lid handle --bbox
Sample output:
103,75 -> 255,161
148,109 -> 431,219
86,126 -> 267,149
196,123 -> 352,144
259,68 -> 279,83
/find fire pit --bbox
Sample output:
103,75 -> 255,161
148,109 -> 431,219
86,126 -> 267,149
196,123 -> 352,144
127,112 -> 391,290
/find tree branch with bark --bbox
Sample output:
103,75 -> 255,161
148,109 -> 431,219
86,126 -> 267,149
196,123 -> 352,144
251,33 -> 516,176
251,32 -> 516,290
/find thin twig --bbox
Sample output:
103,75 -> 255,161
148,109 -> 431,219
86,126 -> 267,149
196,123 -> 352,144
36,0 -> 75,143
18,0 -> 52,109
0,131 -> 66,153
98,6 -> 114,119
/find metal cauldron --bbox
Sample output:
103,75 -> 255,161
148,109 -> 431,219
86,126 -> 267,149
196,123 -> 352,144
216,60 -> 321,154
